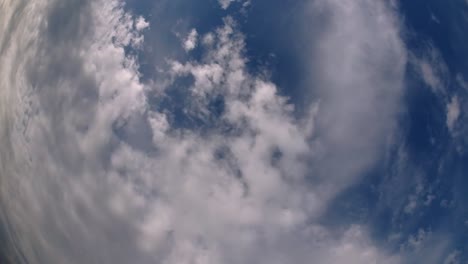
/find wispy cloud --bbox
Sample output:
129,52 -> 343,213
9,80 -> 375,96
303,0 -> 407,194
447,95 -> 461,134
218,0 -> 236,10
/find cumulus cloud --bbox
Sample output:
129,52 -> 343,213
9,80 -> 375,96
0,0 -> 413,263
135,16 -> 150,31
183,28 -> 198,52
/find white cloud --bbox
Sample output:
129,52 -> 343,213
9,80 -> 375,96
217,0 -> 249,10
218,0 -> 236,9
414,46 -> 449,94
406,229 -> 430,251
457,74 -> 468,90
431,13 -> 441,24
1,0 -> 150,262
0,0 -> 413,264
135,16 -> 149,31
403,181 -> 433,214
421,61 -> 443,92
399,229 -> 454,264
183,28 -> 198,52
447,95 -> 460,134
202,33 -> 215,46
424,194 -> 436,206
443,250 -> 461,264
304,0 -> 407,194
404,194 -> 418,214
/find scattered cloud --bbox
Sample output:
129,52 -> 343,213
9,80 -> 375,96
404,194 -> 419,214
447,95 -> 461,134
218,0 -> 236,9
183,28 -> 198,52
457,74 -> 468,90
444,250 -> 461,264
135,16 -> 149,31
414,46 -> 449,94
420,61 -> 444,92
431,13 -> 441,24
400,229 -> 453,264
405,228 -> 431,252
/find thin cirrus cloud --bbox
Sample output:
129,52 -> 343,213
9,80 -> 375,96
0,0 -> 440,263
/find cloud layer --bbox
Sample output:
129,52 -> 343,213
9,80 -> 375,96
0,0 -> 447,263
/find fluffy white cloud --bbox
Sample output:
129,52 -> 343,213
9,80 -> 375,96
135,16 -> 150,31
183,29 -> 198,52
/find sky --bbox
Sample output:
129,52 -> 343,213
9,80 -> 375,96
0,0 -> 468,263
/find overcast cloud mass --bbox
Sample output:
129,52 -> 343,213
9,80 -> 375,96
1,0 -> 468,263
